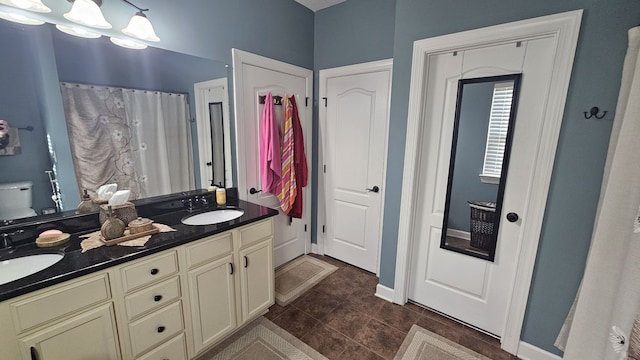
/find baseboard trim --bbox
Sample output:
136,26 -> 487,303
375,284 -> 395,303
311,242 -> 324,255
517,341 -> 563,360
447,229 -> 471,240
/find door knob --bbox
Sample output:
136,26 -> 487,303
506,212 -> 519,222
206,162 -> 212,166
249,187 -> 262,195
366,186 -> 380,193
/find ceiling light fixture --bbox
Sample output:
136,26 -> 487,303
64,0 -> 112,29
121,0 -> 160,42
0,10 -> 44,24
55,23 -> 102,38
8,0 -> 50,13
110,36 -> 147,49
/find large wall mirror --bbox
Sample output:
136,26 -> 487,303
0,20 -> 232,222
440,74 -> 522,261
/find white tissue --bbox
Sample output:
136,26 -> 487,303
97,183 -> 117,200
108,190 -> 131,206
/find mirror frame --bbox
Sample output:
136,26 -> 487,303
440,73 -> 522,262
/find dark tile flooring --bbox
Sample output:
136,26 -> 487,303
266,254 -> 520,360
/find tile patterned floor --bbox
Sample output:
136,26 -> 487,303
266,254 -> 520,360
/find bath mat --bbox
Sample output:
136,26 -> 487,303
394,324 -> 492,360
197,317 -> 327,360
275,255 -> 338,306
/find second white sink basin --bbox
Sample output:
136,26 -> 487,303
0,253 -> 64,286
182,209 -> 245,226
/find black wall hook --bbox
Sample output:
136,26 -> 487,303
584,107 -> 607,120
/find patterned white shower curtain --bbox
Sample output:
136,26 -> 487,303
561,26 -> 640,360
61,83 -> 193,200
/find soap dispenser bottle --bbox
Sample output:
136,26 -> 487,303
77,189 -> 99,214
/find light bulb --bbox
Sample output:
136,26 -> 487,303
63,0 -> 111,29
122,12 -> 159,42
110,37 -> 147,50
55,24 -> 101,38
0,10 -> 44,24
9,0 -> 51,13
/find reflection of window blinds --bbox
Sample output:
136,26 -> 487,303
482,82 -> 514,179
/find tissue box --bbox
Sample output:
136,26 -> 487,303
99,202 -> 138,226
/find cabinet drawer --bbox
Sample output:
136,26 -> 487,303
11,273 -> 111,334
184,232 -> 233,269
129,300 -> 184,357
238,219 -> 273,248
121,250 -> 179,293
136,333 -> 187,360
125,276 -> 181,321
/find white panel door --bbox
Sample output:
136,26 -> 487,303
232,50 -> 312,268
408,38 -> 556,336
321,62 -> 391,273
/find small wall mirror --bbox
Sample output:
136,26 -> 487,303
440,74 -> 522,261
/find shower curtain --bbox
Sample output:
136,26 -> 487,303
559,26 -> 640,360
61,83 -> 193,200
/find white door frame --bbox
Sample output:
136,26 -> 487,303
393,10 -> 582,353
316,59 -> 393,276
232,49 -> 313,255
194,78 -> 233,188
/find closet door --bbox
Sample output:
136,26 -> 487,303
232,49 -> 313,268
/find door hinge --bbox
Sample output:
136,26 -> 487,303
304,224 -> 307,232
323,164 -> 326,173
322,225 -> 325,233
305,97 -> 309,107
322,97 -> 327,107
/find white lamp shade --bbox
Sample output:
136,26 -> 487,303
63,0 -> 111,29
9,0 -> 51,13
122,13 -> 159,42
55,24 -> 101,38
0,10 -> 44,24
110,37 -> 147,50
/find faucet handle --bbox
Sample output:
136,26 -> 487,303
0,233 -> 14,249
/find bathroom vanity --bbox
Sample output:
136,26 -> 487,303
0,192 -> 278,360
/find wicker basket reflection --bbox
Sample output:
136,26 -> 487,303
468,201 -> 496,251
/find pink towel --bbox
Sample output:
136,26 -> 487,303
259,92 -> 281,194
276,95 -> 296,214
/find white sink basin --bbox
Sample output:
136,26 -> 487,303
182,209 -> 245,226
0,253 -> 64,286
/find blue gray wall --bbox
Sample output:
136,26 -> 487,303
0,21 -> 55,214
378,0 -> 640,356
448,82 -> 498,232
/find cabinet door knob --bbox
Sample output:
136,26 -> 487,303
150,268 -> 159,275
157,326 -> 166,333
154,295 -> 162,302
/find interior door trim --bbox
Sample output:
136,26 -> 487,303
393,10 -> 582,354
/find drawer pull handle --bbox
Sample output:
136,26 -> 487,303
243,256 -> 248,268
150,268 -> 159,275
30,347 -> 38,360
157,326 -> 166,333
154,295 -> 163,302
229,262 -> 234,274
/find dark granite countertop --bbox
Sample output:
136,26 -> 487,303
0,198 -> 278,302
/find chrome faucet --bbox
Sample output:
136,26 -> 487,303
0,229 -> 24,250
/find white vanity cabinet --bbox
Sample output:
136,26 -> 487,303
111,249 -> 187,360
237,219 -> 275,323
0,217 -> 275,360
182,218 -> 274,358
0,272 -> 121,360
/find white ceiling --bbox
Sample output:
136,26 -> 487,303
295,0 -> 347,12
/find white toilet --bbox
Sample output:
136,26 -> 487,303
0,181 -> 38,220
